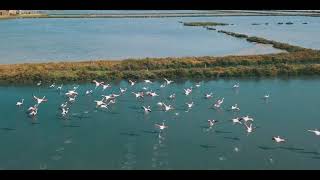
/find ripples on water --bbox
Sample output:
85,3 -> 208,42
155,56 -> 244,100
0,78 -> 320,169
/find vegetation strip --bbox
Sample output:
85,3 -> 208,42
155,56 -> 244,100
0,22 -> 320,84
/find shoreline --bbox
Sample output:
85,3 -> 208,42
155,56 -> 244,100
1,11 -> 320,20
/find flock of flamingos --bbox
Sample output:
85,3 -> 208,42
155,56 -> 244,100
15,78 -> 320,144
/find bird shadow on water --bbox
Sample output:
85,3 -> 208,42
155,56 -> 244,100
141,130 -> 159,135
214,130 -> 233,134
223,136 -> 241,141
199,144 -> 216,151
0,127 -> 16,131
257,145 -> 279,151
120,132 -> 141,137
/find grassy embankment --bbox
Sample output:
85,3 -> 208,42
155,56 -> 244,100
0,14 -> 49,20
0,21 -> 320,84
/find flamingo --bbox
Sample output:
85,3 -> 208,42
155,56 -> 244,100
186,102 -> 194,109
233,83 -> 240,88
263,94 -> 270,99
307,129 -> 320,136
94,99 -> 106,108
231,104 -> 240,111
102,84 -> 111,91
92,80 -> 104,89
155,122 -> 168,130
184,88 -> 192,96
157,102 -> 164,107
68,96 -> 76,103
85,90 -> 93,95
36,81 -> 42,86
164,78 -> 174,85
231,117 -> 242,125
16,99 -> 24,107
245,123 -> 253,134
128,80 -> 136,86
65,90 -> 78,97
205,93 -> 213,99
120,88 -> 127,94
61,107 -> 69,117
208,119 -> 218,127
132,92 -> 144,99
195,82 -> 201,88
272,136 -> 286,143
160,84 -> 166,88
27,105 -> 38,112
240,115 -> 254,122
162,103 -> 174,112
33,96 -> 48,105
49,83 -> 55,88
57,84 -> 63,91
142,106 -> 152,113
60,102 -> 68,109
29,109 -> 38,117
144,80 -> 152,84
169,93 -> 176,100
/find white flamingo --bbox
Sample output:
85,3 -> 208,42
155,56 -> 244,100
57,84 -> 63,91
85,90 -> 93,95
233,83 -> 240,88
29,109 -> 38,117
61,107 -> 69,117
157,102 -> 164,107
307,129 -> 320,136
60,102 -> 68,109
231,117 -> 242,125
132,92 -> 144,99
205,93 -> 213,99
36,81 -> 42,86
49,83 -> 55,88
214,98 -> 224,108
94,99 -> 106,108
68,96 -> 76,103
208,119 -> 218,127
149,91 -> 159,97
142,106 -> 152,113
241,115 -> 254,122
186,102 -> 194,109
169,93 -> 176,99
120,88 -> 127,94
263,94 -> 270,99
92,80 -> 104,89
231,104 -> 240,111
27,105 -> 38,112
65,90 -> 78,97
155,122 -> 168,130
144,80 -> 152,84
195,82 -> 201,88
272,136 -> 286,143
129,80 -> 136,86
162,103 -> 174,112
160,84 -> 166,88
102,84 -> 111,90
33,96 -> 48,105
184,88 -> 192,96
16,99 -> 24,107
164,78 -> 174,85
245,123 -> 253,134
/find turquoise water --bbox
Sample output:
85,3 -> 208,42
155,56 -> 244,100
1,78 -> 320,169
0,17 -> 285,64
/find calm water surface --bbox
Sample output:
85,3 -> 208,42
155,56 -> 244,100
0,16 -> 291,63
0,78 -> 320,169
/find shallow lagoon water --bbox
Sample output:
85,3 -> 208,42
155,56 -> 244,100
0,17 -> 286,64
1,78 -> 320,169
